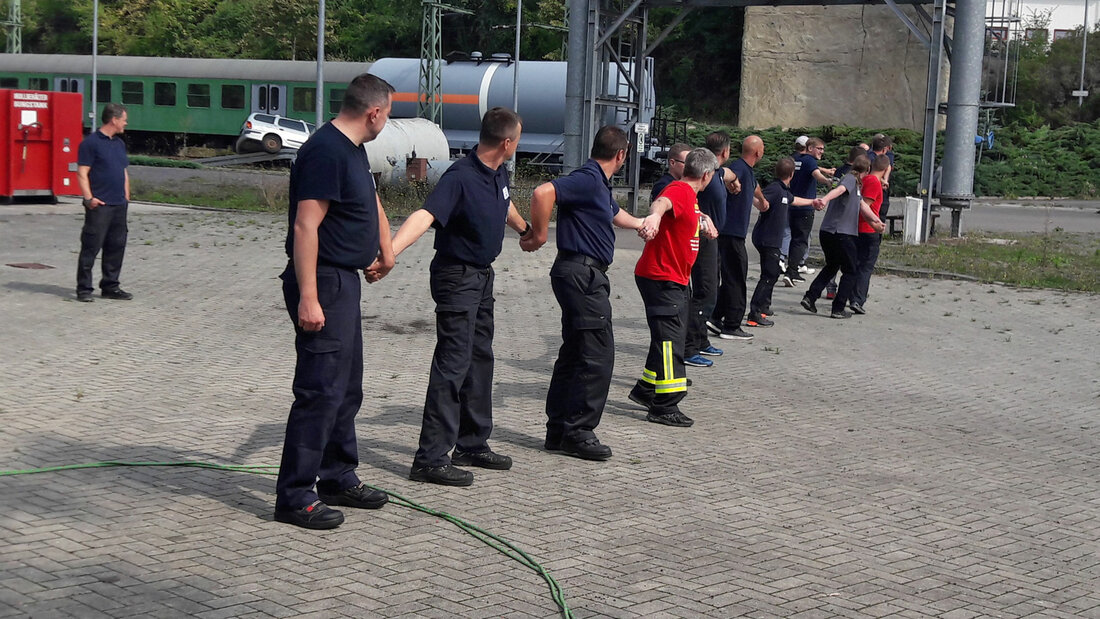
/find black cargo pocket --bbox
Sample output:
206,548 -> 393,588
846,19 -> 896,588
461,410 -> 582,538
645,304 -> 680,318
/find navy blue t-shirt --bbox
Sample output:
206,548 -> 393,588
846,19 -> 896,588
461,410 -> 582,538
285,122 -> 379,270
424,147 -> 512,268
721,157 -> 755,238
77,130 -> 128,205
697,167 -> 728,231
753,180 -> 793,249
651,173 -> 674,203
789,152 -> 819,210
552,159 -> 621,266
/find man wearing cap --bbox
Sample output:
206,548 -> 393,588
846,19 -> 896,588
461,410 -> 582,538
525,126 -> 651,461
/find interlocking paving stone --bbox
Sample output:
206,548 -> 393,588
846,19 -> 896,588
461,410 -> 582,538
1,199 -> 1098,618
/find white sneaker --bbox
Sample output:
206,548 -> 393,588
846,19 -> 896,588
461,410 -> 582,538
797,264 -> 816,275
780,275 -> 795,287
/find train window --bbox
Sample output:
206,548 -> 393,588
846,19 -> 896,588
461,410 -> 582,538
187,83 -> 210,108
0,77 -> 17,88
329,89 -> 345,114
293,87 -> 316,113
97,80 -> 112,102
154,82 -> 176,106
122,81 -> 144,105
221,84 -> 245,109
269,87 -> 280,111
29,77 -> 48,90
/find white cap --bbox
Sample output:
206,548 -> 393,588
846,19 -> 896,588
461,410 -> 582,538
795,135 -> 810,147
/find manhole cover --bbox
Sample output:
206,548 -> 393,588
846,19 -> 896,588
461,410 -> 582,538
6,263 -> 54,269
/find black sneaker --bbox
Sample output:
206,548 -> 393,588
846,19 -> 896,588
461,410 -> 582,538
560,436 -> 613,461
646,411 -> 695,427
790,274 -> 806,283
705,320 -> 722,336
409,464 -> 474,486
849,302 -> 866,315
101,288 -> 133,300
830,310 -> 852,320
745,314 -> 774,327
718,327 -> 754,340
801,295 -> 817,314
76,292 -> 94,303
451,449 -> 513,470
274,500 -> 344,530
317,482 -> 388,509
628,388 -> 654,410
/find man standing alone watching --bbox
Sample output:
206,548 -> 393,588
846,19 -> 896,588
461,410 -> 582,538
76,103 -> 132,303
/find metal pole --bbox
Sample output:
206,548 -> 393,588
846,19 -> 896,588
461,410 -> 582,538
919,0 -> 947,243
939,0 -> 986,235
1080,0 -> 1090,107
563,0 -> 588,172
316,0 -> 325,127
510,0 -> 521,176
91,0 -> 98,127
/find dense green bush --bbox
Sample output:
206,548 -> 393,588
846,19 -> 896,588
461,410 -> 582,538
676,119 -> 1099,198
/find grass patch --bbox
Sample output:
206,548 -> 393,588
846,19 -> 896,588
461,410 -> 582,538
131,179 -> 287,212
878,230 -> 1100,292
129,155 -> 203,169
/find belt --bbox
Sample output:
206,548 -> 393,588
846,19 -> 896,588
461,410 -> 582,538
556,250 -> 608,273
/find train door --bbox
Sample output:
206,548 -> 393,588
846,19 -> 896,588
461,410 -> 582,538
251,84 -> 286,115
54,77 -> 85,95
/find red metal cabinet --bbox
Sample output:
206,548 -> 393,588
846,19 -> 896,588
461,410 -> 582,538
1,90 -> 83,203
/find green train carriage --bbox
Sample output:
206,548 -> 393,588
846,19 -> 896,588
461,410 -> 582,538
0,54 -> 373,144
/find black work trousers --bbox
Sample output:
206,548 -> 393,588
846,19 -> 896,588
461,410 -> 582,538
711,235 -> 748,331
631,276 -> 689,416
545,257 -> 614,445
750,244 -> 782,316
685,236 -> 717,357
806,231 -> 858,314
852,232 -> 882,307
76,203 -> 128,295
785,210 -> 815,277
414,262 -> 496,468
277,263 -> 364,511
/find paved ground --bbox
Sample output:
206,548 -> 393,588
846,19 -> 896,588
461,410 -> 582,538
1,198 -> 1098,618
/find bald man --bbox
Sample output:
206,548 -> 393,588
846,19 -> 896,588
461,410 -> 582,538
709,135 -> 768,341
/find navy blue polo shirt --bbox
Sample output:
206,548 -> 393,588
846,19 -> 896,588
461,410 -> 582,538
753,180 -> 793,249
650,173 -> 674,203
789,152 -> 819,209
721,157 -> 755,239
285,122 -> 379,270
551,159 -> 621,266
77,130 -> 128,205
424,147 -> 512,268
697,167 -> 728,231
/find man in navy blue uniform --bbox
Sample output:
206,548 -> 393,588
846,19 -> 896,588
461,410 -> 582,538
786,136 -> 835,285
525,126 -> 651,461
709,135 -> 768,341
390,108 -> 533,486
651,143 -> 690,202
274,74 -> 396,530
684,131 -> 741,367
76,103 -> 132,302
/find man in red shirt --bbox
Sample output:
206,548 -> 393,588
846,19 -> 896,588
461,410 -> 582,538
850,155 -> 891,314
628,148 -> 720,428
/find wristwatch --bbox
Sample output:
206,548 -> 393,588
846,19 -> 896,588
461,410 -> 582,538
520,221 -> 532,237
82,197 -> 93,207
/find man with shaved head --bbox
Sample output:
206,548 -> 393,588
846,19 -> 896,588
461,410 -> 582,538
709,135 -> 768,341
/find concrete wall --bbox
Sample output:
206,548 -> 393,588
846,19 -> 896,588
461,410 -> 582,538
739,4 -> 942,130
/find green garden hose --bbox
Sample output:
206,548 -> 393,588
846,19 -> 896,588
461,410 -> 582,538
0,460 -> 573,618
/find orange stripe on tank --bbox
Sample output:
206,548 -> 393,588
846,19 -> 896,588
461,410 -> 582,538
392,92 -> 480,105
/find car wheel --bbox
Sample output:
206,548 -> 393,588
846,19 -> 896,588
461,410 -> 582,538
262,134 -> 282,154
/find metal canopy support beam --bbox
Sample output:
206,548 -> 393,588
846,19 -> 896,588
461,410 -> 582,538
939,0 -> 985,238
419,0 -> 443,124
918,0 -> 947,243
2,0 -> 22,53
883,0 -> 929,47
